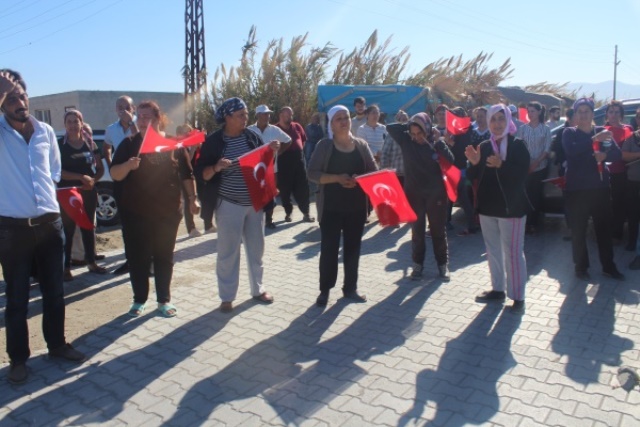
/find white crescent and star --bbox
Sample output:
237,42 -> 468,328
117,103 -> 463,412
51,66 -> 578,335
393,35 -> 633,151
253,162 -> 267,187
372,183 -> 397,206
154,145 -> 169,153
69,196 -> 83,209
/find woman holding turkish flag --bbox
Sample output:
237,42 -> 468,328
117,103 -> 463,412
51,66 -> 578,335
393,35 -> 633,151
307,105 -> 377,307
110,100 -> 200,318
195,97 -> 280,313
57,109 -> 107,281
465,104 -> 531,314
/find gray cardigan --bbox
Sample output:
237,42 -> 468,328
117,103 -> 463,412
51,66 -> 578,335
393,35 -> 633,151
306,136 -> 378,222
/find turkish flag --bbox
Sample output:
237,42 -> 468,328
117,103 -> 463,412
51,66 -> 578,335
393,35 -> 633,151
445,111 -> 471,136
542,176 -> 566,189
57,187 -> 94,230
518,107 -> 529,123
605,125 -> 633,144
438,157 -> 461,202
238,144 -> 277,212
139,126 -> 206,154
355,170 -> 417,226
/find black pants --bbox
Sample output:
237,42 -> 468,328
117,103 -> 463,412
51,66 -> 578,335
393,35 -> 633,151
0,216 -> 66,363
610,172 -> 628,239
181,186 -> 196,232
407,190 -> 449,267
196,180 -> 215,230
277,150 -> 310,217
525,168 -> 547,228
61,188 -> 97,268
121,211 -> 180,304
319,209 -> 366,293
565,189 -> 617,273
627,180 -> 640,248
447,173 -> 474,229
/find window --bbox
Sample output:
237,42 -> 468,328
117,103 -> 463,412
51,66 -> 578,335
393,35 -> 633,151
35,109 -> 51,125
64,106 -> 76,112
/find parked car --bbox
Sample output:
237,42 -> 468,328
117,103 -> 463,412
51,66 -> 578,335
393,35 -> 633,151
56,130 -> 120,226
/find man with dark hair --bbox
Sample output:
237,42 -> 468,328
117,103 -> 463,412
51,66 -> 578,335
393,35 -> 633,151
0,69 -> 86,384
546,106 -> 562,128
351,96 -> 367,134
275,107 -> 315,223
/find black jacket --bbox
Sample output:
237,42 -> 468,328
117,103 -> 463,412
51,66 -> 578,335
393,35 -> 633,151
466,135 -> 532,218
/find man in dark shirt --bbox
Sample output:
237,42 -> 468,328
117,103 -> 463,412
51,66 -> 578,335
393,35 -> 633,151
275,107 -> 315,223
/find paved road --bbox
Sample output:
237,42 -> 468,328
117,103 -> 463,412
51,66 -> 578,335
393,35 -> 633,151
1,208 -> 639,426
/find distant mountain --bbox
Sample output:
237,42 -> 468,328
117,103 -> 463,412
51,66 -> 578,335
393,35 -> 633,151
565,81 -> 640,101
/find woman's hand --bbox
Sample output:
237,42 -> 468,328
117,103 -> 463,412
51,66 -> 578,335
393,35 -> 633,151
214,158 -> 232,173
464,145 -> 480,165
189,198 -> 201,216
79,175 -> 95,190
127,157 -> 141,171
593,130 -> 613,142
486,154 -> 503,169
337,173 -> 357,188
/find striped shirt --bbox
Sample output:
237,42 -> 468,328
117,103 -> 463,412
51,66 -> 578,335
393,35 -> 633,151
516,123 -> 552,171
218,134 -> 254,206
357,123 -> 386,154
380,133 -> 404,175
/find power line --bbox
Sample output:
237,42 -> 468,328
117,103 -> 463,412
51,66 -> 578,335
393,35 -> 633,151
0,0 -> 124,55
0,0 -> 76,36
0,0 -> 46,20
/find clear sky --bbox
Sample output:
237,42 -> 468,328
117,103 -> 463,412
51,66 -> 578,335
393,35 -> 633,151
3,0 -> 640,98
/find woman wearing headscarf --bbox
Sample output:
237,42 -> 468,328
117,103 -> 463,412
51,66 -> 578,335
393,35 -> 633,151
58,109 -> 107,281
386,112 -> 453,282
307,105 -> 377,307
196,97 -> 280,313
562,98 -> 624,281
465,104 -> 531,314
110,100 -> 200,317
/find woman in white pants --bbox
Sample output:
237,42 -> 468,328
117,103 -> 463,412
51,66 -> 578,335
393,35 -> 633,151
465,104 -> 531,314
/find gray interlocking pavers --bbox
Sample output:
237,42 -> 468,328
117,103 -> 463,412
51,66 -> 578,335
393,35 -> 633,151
1,207 -> 640,426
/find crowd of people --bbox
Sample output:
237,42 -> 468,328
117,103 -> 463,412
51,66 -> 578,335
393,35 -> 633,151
1,67 -> 638,385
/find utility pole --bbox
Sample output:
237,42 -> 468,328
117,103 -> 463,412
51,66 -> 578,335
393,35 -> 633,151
613,45 -> 620,100
184,0 -> 207,126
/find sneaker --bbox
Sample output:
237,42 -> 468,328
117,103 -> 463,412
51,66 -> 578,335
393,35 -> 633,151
7,362 -> 27,384
343,291 -> 367,303
189,228 -> 202,238
629,256 -> 640,270
48,344 -> 87,363
475,290 -> 506,302
303,215 -> 315,223
508,300 -> 526,314
410,264 -> 423,281
205,224 -> 217,234
603,269 -> 625,281
266,221 -> 277,229
438,264 -> 450,282
316,292 -> 329,307
285,215 -> 292,223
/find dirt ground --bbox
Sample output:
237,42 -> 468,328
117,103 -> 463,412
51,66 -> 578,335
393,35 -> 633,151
0,219 -> 191,365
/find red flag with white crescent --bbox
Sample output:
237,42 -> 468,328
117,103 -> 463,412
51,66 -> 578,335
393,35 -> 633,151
139,126 -> 206,154
355,170 -> 417,226
445,110 -> 471,136
57,187 -> 94,230
238,144 -> 277,212
519,107 -> 529,124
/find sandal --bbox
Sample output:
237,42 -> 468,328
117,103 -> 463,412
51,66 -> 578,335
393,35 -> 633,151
252,292 -> 274,304
128,303 -> 146,317
157,303 -> 177,318
88,264 -> 108,274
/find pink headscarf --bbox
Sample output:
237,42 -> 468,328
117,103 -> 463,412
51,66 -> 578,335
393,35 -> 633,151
486,103 -> 517,161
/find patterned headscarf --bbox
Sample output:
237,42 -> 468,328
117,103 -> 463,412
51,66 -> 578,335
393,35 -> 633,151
215,97 -> 247,124
327,105 -> 350,139
486,104 -> 517,161
408,112 -> 432,139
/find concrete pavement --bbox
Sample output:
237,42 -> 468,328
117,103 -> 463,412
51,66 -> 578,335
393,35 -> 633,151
1,207 -> 640,426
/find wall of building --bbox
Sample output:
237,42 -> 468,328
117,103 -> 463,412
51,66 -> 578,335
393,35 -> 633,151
28,91 -> 186,133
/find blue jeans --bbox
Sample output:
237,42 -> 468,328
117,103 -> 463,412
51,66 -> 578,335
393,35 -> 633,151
0,217 -> 66,363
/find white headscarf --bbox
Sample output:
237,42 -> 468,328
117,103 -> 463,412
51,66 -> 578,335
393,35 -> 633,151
486,103 -> 517,161
327,105 -> 350,139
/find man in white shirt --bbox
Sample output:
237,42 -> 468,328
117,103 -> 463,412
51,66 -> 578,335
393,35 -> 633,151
248,105 -> 291,228
350,96 -> 367,134
0,69 -> 86,384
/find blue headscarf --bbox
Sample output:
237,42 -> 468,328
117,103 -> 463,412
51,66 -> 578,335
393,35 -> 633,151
215,97 -> 247,124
